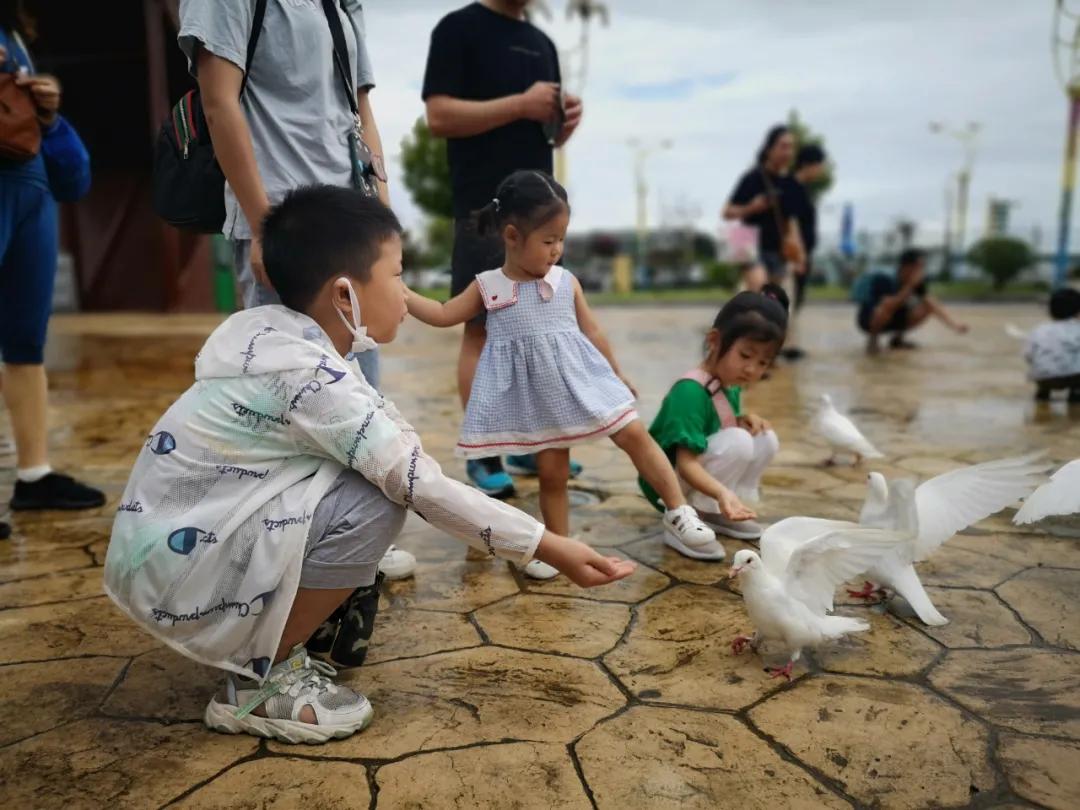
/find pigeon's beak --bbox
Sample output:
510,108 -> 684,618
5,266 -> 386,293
728,565 -> 742,580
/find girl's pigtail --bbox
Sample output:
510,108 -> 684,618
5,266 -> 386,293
760,282 -> 790,314
472,198 -> 501,237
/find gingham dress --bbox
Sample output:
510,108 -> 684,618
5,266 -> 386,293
457,266 -> 637,457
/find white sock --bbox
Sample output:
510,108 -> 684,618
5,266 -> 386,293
16,465 -> 52,483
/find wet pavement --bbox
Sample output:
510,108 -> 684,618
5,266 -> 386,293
1,303 -> 1078,809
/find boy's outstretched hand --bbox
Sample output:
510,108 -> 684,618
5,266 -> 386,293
534,532 -> 637,587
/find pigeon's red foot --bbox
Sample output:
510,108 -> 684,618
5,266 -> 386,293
731,635 -> 754,655
766,661 -> 794,681
847,580 -> 885,601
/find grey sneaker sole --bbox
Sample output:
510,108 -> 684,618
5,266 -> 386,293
699,515 -> 763,541
204,698 -> 373,744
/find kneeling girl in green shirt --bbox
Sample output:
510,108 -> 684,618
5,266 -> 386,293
640,288 -> 788,558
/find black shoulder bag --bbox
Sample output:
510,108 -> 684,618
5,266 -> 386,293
319,0 -> 386,197
151,0 -> 268,233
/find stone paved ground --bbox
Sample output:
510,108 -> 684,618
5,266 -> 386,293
1,303 -> 1079,809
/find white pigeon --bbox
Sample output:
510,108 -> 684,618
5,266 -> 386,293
728,521 -> 913,681
1014,459 -> 1080,524
854,454 -> 1048,625
812,393 -> 884,465
1004,323 -> 1029,341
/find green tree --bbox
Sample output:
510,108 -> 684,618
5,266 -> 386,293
400,117 -> 454,268
787,109 -> 834,201
400,117 -> 453,219
967,236 -> 1035,290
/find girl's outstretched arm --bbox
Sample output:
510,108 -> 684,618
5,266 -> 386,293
674,446 -> 756,521
572,277 -> 636,395
407,282 -> 484,327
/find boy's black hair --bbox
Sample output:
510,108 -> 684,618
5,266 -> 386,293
795,143 -> 826,169
1049,287 -> 1080,320
898,247 -> 926,269
710,289 -> 789,357
473,170 -> 569,237
261,185 -> 402,312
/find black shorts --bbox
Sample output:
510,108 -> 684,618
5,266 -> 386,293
451,219 -> 505,325
857,302 -> 909,333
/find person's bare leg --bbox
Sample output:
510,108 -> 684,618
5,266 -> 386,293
610,420 -> 686,510
890,302 -> 931,348
457,320 -> 487,410
536,448 -> 570,536
275,586 -> 354,663
1,363 -> 49,469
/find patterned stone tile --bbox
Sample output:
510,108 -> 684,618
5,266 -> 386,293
0,545 -> 94,584
749,676 -> 995,809
1,656 -> 125,745
270,647 -> 626,760
929,649 -> 1080,738
383,557 -> 521,612
996,568 -> 1080,650
573,493 -> 669,547
376,742 -> 591,809
949,532 -> 1080,568
0,596 -> 158,664
367,607 -> 483,664
474,594 -> 631,657
917,545 -> 1029,589
101,646 -> 218,721
620,534 -> 755,585
762,465 -> 847,494
604,585 -> 787,708
577,706 -> 850,809
997,734 -> 1080,810
912,589 -> 1031,648
0,568 -> 105,610
815,610 -> 943,676
173,758 -> 371,809
525,554 -> 670,603
0,717 -> 257,809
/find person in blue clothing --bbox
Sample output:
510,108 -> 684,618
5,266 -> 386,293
856,248 -> 968,355
0,1 -> 99,541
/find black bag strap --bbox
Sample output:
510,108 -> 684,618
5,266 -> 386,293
759,168 -> 787,238
239,0 -> 269,97
320,0 -> 359,117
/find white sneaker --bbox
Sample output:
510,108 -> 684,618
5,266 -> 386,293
663,505 -> 726,561
204,645 -> 373,744
378,545 -> 416,580
522,559 -> 560,580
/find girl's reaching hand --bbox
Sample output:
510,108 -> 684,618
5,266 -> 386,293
533,532 -> 637,587
717,486 -> 756,522
738,413 -> 770,436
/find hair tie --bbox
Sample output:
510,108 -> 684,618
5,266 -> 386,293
492,197 -> 501,212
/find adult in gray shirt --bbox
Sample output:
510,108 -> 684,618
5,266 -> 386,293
178,0 -> 415,584
178,0 -> 387,386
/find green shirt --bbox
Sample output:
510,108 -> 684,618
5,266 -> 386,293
639,379 -> 741,511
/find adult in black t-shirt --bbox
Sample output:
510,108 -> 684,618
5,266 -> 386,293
421,1 -> 583,498
723,125 -> 805,282
790,143 -> 827,312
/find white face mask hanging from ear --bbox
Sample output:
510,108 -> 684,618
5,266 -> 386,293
335,277 -> 379,356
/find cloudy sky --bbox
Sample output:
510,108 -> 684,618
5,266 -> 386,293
363,1 -> 1067,250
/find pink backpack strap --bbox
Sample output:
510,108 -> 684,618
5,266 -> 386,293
679,368 -> 738,429
475,269 -> 518,311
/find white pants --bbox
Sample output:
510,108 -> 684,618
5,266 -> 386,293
684,428 -> 779,512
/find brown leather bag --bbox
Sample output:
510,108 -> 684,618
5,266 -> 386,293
0,71 -> 40,160
760,169 -> 805,266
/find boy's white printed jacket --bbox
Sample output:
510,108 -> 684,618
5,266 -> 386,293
104,306 -> 543,679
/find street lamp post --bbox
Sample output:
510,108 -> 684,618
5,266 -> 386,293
929,121 -> 980,274
1052,1 -> 1080,289
627,138 -> 672,281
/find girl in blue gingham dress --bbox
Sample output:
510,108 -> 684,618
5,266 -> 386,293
407,171 -> 725,563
